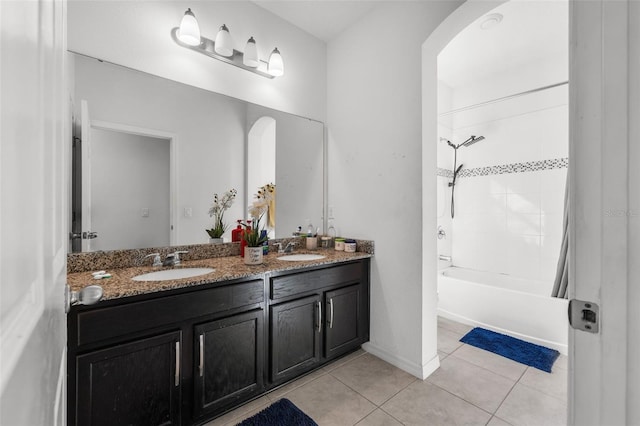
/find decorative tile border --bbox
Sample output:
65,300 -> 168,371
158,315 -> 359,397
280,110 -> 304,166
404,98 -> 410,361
437,167 -> 454,178
437,157 -> 567,180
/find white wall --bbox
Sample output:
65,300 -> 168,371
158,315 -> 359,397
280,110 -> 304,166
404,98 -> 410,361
247,117 -> 276,235
441,80 -> 568,285
74,54 -> 247,245
437,81 -> 453,265
91,130 -> 171,251
247,104 -> 324,238
327,1 -> 462,378
67,1 -> 327,122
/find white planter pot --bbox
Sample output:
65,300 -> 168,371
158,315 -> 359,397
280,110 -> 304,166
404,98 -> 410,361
209,238 -> 224,244
244,246 -> 263,265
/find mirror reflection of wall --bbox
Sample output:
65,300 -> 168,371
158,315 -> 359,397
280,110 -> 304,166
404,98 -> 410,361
90,129 -> 170,251
71,52 -> 324,252
247,117 -> 276,237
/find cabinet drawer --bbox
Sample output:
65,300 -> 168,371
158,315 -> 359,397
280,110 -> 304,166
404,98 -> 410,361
75,279 -> 264,347
270,262 -> 362,300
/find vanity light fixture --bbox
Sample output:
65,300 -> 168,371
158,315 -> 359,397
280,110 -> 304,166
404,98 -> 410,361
214,24 -> 233,57
243,37 -> 259,68
268,48 -> 284,77
177,8 -> 201,46
171,8 -> 284,79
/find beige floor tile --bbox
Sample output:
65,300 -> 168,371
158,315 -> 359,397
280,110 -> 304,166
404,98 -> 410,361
356,409 -> 403,426
330,353 -> 417,405
487,415 -> 513,426
438,350 -> 450,361
438,327 -> 466,354
285,374 -> 376,425
519,367 -> 567,401
382,380 -> 492,426
427,356 -> 516,413
266,368 -> 327,402
438,316 -> 474,335
321,348 -> 367,373
554,354 -> 568,371
451,344 -> 527,381
496,383 -> 567,426
203,396 -> 270,426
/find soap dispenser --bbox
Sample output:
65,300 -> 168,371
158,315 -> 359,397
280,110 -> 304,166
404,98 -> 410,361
232,220 -> 244,243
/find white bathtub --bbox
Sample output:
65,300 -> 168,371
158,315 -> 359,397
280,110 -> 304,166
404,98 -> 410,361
438,267 -> 569,354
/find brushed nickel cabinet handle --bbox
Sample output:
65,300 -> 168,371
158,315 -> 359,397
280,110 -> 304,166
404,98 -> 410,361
175,341 -> 180,387
317,301 -> 322,333
199,334 -> 205,377
329,298 -> 334,329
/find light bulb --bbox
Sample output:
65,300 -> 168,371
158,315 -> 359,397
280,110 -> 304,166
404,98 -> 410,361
214,24 -> 233,57
243,37 -> 259,68
177,8 -> 201,46
268,47 -> 284,77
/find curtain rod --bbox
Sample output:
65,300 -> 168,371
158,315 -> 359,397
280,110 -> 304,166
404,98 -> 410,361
438,81 -> 569,117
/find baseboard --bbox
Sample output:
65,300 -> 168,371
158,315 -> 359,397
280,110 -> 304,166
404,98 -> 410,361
362,342 -> 440,380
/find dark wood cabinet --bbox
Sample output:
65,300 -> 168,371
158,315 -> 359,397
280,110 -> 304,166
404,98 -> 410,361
68,258 -> 369,426
270,295 -> 322,382
193,309 -> 264,419
325,284 -> 362,359
76,331 -> 182,426
268,261 -> 370,384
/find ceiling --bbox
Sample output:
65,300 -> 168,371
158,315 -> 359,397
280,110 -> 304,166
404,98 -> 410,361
252,1 -> 378,42
253,0 -> 568,90
438,0 -> 569,88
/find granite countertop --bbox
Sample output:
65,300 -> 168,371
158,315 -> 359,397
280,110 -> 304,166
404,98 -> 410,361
67,250 -> 372,301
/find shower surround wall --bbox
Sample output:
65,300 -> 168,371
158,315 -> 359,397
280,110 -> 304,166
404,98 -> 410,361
438,81 -> 568,286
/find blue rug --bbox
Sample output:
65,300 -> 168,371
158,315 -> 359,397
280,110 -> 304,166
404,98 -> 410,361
460,327 -> 560,373
237,398 -> 318,426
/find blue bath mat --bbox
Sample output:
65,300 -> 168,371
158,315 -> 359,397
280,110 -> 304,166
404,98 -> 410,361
460,327 -> 560,373
237,398 -> 317,426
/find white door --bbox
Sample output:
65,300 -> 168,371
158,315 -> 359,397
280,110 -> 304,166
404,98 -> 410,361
80,100 -> 94,252
0,0 -> 69,424
569,0 -> 634,424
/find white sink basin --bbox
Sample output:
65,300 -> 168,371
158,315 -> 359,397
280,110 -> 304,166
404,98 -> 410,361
277,254 -> 326,262
132,267 -> 215,282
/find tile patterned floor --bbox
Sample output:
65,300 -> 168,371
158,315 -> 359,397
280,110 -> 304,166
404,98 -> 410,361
205,317 -> 567,426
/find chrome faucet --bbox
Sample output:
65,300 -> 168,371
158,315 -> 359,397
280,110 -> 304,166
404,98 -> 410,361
274,242 -> 297,254
142,253 -> 162,267
163,250 -> 189,267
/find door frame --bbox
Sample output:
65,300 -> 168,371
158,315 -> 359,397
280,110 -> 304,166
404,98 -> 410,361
422,0 -> 633,423
89,119 -> 178,247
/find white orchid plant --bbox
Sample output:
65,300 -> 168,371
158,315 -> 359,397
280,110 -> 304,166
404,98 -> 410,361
206,188 -> 237,239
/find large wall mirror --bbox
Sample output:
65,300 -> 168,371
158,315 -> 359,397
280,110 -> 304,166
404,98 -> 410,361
70,52 -> 325,252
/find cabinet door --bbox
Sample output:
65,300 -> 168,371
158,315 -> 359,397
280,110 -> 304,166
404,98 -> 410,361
193,310 -> 264,418
325,284 -> 362,359
270,295 -> 321,383
76,331 -> 182,426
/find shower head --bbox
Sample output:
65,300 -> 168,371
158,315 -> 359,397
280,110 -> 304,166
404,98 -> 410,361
439,137 -> 456,149
461,135 -> 485,147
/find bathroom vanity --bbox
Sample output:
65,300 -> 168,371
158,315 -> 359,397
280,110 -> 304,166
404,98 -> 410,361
66,251 -> 370,425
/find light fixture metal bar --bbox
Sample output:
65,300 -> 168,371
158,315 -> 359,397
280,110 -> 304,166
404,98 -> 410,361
171,28 -> 274,79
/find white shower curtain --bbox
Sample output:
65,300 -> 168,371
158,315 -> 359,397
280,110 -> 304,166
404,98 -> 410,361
551,171 -> 569,299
